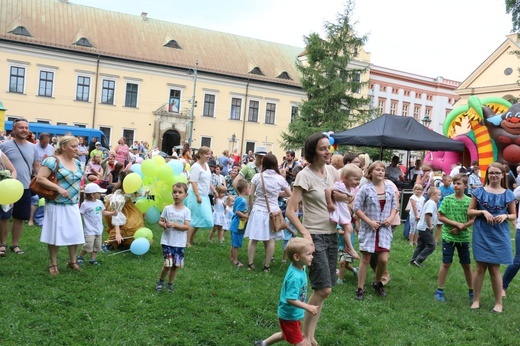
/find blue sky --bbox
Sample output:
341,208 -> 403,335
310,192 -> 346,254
72,0 -> 513,81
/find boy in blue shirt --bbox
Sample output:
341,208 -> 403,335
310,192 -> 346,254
254,237 -> 318,346
230,179 -> 249,267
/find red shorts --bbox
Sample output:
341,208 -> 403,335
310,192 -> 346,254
279,318 -> 303,345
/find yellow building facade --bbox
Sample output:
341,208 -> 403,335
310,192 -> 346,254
0,0 -> 371,158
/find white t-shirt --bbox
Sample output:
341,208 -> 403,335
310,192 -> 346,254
35,142 -> 55,162
79,200 -> 105,236
409,194 -> 425,219
189,162 -> 212,196
160,205 -> 191,247
417,199 -> 438,231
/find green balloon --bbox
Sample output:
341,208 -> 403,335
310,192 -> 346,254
134,227 -> 153,241
172,174 -> 188,185
141,159 -> 159,178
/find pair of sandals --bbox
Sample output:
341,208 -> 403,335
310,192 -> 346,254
0,244 -> 25,256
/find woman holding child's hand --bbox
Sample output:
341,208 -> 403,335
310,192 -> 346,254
286,133 -> 339,346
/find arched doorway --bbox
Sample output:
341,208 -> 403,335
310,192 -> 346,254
162,129 -> 180,155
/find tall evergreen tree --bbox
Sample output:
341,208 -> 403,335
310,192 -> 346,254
281,0 -> 369,149
506,0 -> 520,32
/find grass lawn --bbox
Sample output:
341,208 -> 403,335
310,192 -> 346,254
0,222 -> 519,345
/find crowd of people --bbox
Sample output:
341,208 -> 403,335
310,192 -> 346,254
2,120 -> 520,345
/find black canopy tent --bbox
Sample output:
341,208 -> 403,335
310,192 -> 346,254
331,114 -> 466,152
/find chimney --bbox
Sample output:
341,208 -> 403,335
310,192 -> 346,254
141,12 -> 148,21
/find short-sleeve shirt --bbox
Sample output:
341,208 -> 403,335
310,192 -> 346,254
230,196 -> 248,233
189,162 -> 212,196
468,173 -> 482,195
239,162 -> 260,182
409,194 -> 425,219
293,165 -> 339,235
42,156 -> 83,204
160,205 -> 191,247
251,170 -> 288,212
35,143 -> 55,162
278,264 -> 308,321
417,199 -> 438,231
438,194 -> 471,242
80,200 -> 105,235
115,145 -> 129,164
0,140 -> 39,188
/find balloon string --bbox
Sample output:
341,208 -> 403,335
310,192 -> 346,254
107,249 -> 131,256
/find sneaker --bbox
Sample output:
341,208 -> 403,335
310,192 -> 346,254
337,278 -> 344,284
353,267 -> 359,276
373,281 -> 387,297
435,289 -> 446,302
155,280 -> 164,293
355,288 -> 364,300
89,259 -> 100,266
101,244 -> 110,253
469,290 -> 474,302
77,256 -> 84,265
167,283 -> 174,293
253,341 -> 264,346
413,260 -> 424,268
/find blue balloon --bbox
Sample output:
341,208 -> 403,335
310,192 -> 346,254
130,163 -> 144,178
145,206 -> 161,223
167,160 -> 184,175
130,238 -> 150,255
329,136 -> 335,145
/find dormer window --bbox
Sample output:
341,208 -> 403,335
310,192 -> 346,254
164,39 -> 181,49
249,67 -> 264,76
277,71 -> 292,80
74,37 -> 94,48
9,26 -> 32,37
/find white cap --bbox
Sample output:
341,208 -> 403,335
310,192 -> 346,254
85,183 -> 107,194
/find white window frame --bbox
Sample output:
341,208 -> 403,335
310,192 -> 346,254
8,62 -> 28,94
122,128 -> 136,146
75,73 -> 93,102
248,98 -> 261,123
100,78 -> 117,105
200,136 -> 212,148
203,93 -> 217,117
124,81 -> 140,108
99,126 -> 112,146
37,68 -> 56,97
168,88 -> 182,113
230,97 -> 243,120
264,101 -> 278,125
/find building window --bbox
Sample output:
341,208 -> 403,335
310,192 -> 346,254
203,94 -> 215,117
390,102 -> 397,115
248,100 -> 259,122
291,106 -> 299,123
245,141 -> 255,155
265,103 -> 276,124
38,71 -> 54,97
9,66 -> 25,93
101,80 -> 115,104
425,108 -> 431,117
74,37 -> 94,48
377,100 -> 385,114
122,129 -> 135,145
413,106 -> 420,120
9,26 -> 32,37
74,123 -> 87,128
201,136 -> 212,148
416,93 -> 422,99
277,71 -> 292,80
402,104 -> 409,117
230,98 -> 242,120
36,120 -> 51,124
164,39 -> 182,49
76,76 -> 90,102
169,89 -> 181,113
125,83 -> 139,108
99,126 -> 112,144
249,67 -> 264,76
351,72 -> 361,93
57,122 -> 67,126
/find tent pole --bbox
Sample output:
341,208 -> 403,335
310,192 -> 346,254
379,147 -> 383,160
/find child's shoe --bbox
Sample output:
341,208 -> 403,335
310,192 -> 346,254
373,281 -> 387,297
435,289 -> 446,302
77,256 -> 84,265
89,259 -> 100,266
413,260 -> 424,268
101,244 -> 110,253
336,278 -> 344,284
155,279 -> 164,293
353,267 -> 359,276
355,288 -> 364,300
167,283 -> 174,293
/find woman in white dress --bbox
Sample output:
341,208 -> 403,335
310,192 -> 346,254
245,154 -> 291,271
37,136 -> 84,275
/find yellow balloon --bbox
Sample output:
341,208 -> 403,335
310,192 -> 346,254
157,164 -> 174,182
0,179 -> 24,204
152,155 -> 166,167
123,173 -> 143,193
141,159 -> 159,178
38,198 -> 45,207
330,145 -> 335,154
172,174 -> 188,185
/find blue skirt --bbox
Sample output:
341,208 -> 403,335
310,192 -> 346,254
184,190 -> 214,228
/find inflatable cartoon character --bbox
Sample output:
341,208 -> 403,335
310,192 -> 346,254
485,103 -> 520,166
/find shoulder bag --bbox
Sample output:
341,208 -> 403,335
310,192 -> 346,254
260,172 -> 288,232
29,156 -> 60,200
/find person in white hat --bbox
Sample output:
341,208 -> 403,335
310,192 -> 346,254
78,183 -> 116,265
233,146 -> 267,188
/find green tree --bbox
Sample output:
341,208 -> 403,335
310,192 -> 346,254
281,0 -> 369,149
506,0 -> 520,32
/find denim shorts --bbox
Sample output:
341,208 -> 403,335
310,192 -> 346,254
442,239 -> 471,264
309,233 -> 338,290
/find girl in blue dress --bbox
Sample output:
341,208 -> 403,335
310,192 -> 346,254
468,162 -> 516,313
